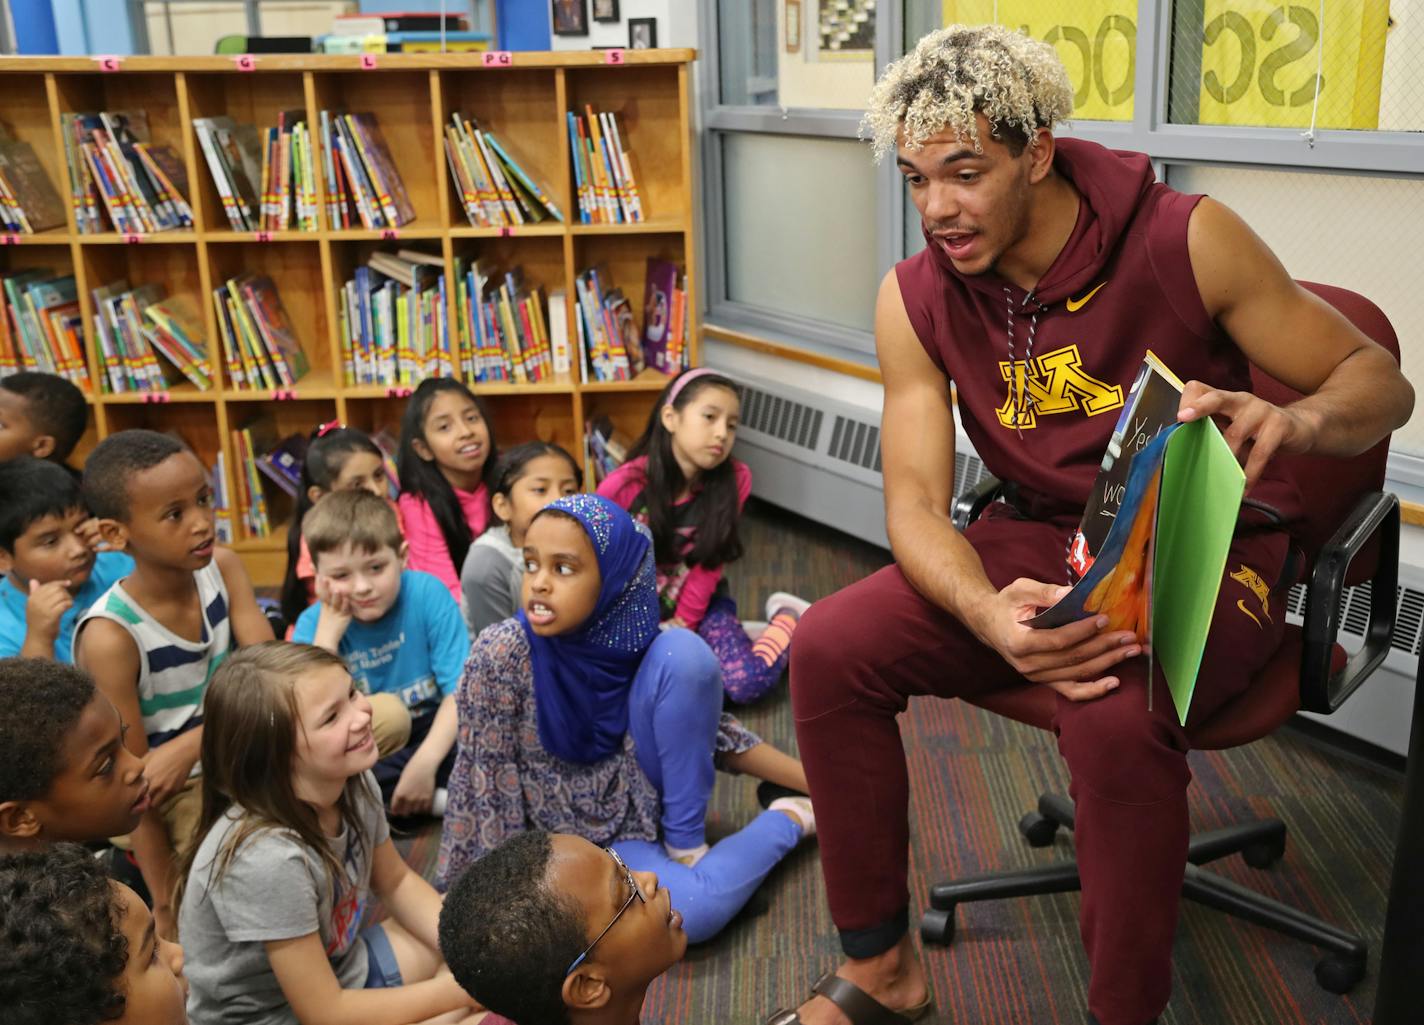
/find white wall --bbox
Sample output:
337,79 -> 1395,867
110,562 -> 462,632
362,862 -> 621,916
549,0 -> 697,51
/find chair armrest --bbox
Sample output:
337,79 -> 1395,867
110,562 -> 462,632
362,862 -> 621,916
1299,491 -> 1400,714
953,475 -> 1004,531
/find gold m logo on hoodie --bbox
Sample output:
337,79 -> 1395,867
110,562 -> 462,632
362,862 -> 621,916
995,345 -> 1125,430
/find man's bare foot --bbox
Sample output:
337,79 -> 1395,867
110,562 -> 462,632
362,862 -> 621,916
788,934 -> 929,1025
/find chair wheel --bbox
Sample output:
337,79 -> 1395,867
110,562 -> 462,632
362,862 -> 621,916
920,907 -> 956,946
1019,811 -> 1059,848
1241,836 -> 1286,870
1314,953 -> 1366,994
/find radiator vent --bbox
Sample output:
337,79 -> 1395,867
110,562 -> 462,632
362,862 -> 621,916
828,415 -> 882,472
740,385 -> 823,452
1284,580 -> 1424,658
955,451 -> 988,499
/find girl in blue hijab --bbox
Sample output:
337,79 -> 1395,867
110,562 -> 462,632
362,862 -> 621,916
440,493 -> 815,943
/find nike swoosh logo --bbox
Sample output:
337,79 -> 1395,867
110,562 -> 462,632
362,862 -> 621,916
1237,599 -> 1263,629
1065,282 -> 1106,312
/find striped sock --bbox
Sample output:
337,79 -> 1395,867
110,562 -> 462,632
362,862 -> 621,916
751,609 -> 799,667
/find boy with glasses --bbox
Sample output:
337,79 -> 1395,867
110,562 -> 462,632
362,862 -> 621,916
439,831 -> 686,1025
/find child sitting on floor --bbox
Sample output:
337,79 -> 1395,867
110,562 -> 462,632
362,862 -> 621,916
441,831 -> 693,1025
178,642 -> 483,1025
461,440 -> 582,638
292,489 -> 467,816
0,843 -> 188,1025
439,494 -> 814,940
280,422 -> 400,631
0,457 -> 132,661
0,370 -> 88,469
397,379 -> 498,601
598,368 -> 810,706
0,657 -> 148,850
73,429 -> 276,937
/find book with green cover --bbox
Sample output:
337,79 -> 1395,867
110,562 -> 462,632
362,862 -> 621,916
1030,354 -> 1246,725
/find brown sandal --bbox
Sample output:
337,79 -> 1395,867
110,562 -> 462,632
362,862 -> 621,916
765,970 -> 933,1025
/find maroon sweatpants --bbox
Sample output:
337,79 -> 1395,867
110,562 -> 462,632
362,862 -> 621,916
791,506 -> 1291,1025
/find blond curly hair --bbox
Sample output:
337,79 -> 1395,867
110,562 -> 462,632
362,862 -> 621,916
863,24 -> 1074,163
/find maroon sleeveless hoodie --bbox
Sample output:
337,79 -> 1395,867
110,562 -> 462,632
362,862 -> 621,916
896,138 -> 1300,528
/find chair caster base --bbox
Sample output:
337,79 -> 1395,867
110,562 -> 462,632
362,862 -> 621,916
920,907 -> 956,946
1314,952 -> 1366,994
1018,811 -> 1060,848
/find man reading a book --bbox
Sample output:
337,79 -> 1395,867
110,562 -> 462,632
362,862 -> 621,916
773,25 -> 1414,1025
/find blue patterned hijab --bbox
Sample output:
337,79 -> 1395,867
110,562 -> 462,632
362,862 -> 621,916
518,493 -> 661,764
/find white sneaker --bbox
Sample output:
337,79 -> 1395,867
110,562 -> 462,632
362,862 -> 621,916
765,591 -> 811,622
769,796 -> 817,839
741,619 -> 769,640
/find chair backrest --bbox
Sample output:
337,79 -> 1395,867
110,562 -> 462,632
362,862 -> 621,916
1254,282 -> 1400,579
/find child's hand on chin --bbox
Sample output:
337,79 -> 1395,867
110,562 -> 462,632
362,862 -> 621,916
312,578 -> 353,650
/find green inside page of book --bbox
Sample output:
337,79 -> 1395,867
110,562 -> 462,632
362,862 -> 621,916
1151,417 -> 1246,725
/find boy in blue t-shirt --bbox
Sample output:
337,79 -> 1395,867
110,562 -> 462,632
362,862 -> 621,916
293,489 -> 469,815
0,457 -> 133,661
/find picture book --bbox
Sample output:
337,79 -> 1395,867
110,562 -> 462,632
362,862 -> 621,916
641,259 -> 679,374
1029,352 -> 1246,726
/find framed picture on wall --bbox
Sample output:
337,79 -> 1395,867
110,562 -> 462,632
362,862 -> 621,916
628,17 -> 657,49
552,0 -> 589,36
786,0 -> 802,53
592,0 -> 619,22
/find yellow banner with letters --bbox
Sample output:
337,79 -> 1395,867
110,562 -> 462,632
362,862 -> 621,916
940,1 -> 1390,129
1195,1 -> 1388,130
941,1 -> 1136,122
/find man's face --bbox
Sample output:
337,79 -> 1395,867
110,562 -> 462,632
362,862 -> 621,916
552,835 -> 686,999
897,114 -> 1044,277
0,506 -> 97,591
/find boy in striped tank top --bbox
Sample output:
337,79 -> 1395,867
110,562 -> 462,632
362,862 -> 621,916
74,430 -> 275,940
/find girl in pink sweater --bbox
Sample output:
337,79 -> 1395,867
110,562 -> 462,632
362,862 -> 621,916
597,368 -> 809,705
397,379 -> 498,600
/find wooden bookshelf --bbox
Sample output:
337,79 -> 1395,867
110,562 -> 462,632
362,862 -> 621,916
0,51 -> 698,585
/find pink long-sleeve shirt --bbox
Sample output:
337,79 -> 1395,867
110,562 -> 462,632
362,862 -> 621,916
596,455 -> 752,629
398,485 -> 490,600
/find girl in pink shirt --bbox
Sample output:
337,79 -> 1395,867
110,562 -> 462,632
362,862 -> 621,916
397,379 -> 498,600
598,368 -> 810,705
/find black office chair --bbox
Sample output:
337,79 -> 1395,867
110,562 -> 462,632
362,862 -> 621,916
920,282 -> 1401,995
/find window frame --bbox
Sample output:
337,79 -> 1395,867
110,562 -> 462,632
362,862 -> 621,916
699,0 -> 1424,364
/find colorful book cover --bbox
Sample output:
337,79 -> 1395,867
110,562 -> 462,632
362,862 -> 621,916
641,259 -> 678,374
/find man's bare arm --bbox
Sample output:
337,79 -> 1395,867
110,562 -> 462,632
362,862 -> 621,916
1181,198 -> 1414,484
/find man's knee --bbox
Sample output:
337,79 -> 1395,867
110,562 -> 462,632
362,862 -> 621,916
1055,682 -> 1190,802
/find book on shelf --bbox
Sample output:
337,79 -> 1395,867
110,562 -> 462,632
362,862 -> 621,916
339,248 -> 453,387
568,107 -> 643,225
444,113 -> 563,227
212,274 -> 308,391
333,12 -> 470,34
585,414 -> 633,487
211,451 -> 233,544
193,116 -> 265,232
453,257 -> 558,384
0,269 -> 90,392
320,111 -> 414,231
640,258 -> 690,376
61,112 -> 193,235
574,265 -> 642,382
231,416 -> 274,539
91,282 -> 213,394
0,124 -> 66,234
255,110 -> 320,232
1028,352 -> 1245,726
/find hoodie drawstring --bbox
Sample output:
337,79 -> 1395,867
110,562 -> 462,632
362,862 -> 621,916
1004,286 -> 1042,439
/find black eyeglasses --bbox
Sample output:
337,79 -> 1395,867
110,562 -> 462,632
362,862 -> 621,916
565,847 -> 645,976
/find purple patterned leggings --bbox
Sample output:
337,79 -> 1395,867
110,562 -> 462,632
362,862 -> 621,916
697,595 -> 789,704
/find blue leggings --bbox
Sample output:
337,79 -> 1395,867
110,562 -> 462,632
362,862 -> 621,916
623,628 -> 802,942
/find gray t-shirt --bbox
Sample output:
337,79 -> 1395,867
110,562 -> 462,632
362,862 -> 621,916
180,773 -> 390,1025
461,524 -> 524,638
